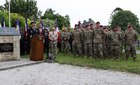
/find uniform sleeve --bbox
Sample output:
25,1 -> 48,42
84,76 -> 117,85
135,30 -> 138,41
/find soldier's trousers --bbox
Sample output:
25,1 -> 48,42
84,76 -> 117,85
94,43 -> 103,58
125,44 -> 136,60
84,43 -> 93,57
111,44 -> 120,59
72,42 -> 82,56
50,41 -> 57,56
103,43 -> 107,57
61,41 -> 69,53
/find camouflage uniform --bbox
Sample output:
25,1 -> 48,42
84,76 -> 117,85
118,29 -> 124,54
83,29 -> 93,57
61,31 -> 70,53
102,28 -> 109,57
93,28 -> 104,58
80,28 -> 85,55
72,29 -> 82,56
124,29 -> 138,61
106,30 -> 113,56
110,30 -> 123,59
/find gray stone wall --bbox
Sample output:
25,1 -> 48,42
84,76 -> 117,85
0,36 -> 21,61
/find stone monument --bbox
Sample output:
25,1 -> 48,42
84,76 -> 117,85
0,27 -> 21,61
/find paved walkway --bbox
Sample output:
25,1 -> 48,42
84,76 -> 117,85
0,59 -> 140,85
0,59 -> 44,71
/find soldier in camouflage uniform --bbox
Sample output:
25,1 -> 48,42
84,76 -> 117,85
78,23 -> 85,55
83,25 -> 93,58
61,27 -> 70,53
117,26 -> 124,54
102,27 -> 109,58
124,25 -> 138,61
72,24 -> 82,56
93,22 -> 104,58
106,29 -> 113,56
110,26 -> 123,60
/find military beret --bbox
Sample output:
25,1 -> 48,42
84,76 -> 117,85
96,22 -> 100,24
30,21 -> 35,25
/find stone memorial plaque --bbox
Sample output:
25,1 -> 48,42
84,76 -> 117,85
0,43 -> 13,52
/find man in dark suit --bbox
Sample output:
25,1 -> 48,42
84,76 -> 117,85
27,21 -> 36,54
44,28 -> 50,59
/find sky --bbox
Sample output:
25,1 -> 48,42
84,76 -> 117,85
1,0 -> 140,27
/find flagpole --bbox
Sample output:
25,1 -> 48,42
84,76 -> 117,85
9,0 -> 11,28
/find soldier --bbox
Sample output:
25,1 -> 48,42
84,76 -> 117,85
117,26 -> 124,54
102,27 -> 109,58
79,26 -> 85,55
124,24 -> 138,61
72,24 -> 82,56
110,26 -> 123,60
49,27 -> 58,58
68,28 -> 73,53
61,27 -> 70,53
93,22 -> 104,58
83,25 -> 93,58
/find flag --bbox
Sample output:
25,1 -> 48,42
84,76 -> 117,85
25,18 -> 28,32
55,18 -> 59,32
46,21 -> 50,31
16,19 -> 20,33
24,18 -> 28,38
1,16 -> 5,27
62,23 -> 65,31
40,20 -> 44,29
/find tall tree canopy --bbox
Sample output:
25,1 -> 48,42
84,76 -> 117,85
4,0 -> 41,18
109,7 -> 140,32
41,8 -> 70,29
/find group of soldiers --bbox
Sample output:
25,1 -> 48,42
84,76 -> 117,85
20,21 -> 138,61
60,22 -> 138,61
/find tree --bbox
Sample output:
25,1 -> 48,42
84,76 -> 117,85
4,0 -> 41,18
0,5 -> 4,11
41,8 -> 56,20
41,8 -> 71,29
109,8 -> 140,32
0,10 -> 31,28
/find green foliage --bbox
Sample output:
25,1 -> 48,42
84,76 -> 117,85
41,8 -> 70,29
109,8 -> 140,32
0,5 -> 4,11
4,0 -> 41,18
0,10 -> 31,28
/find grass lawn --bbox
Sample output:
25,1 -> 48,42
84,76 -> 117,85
21,53 -> 140,74
56,53 -> 140,74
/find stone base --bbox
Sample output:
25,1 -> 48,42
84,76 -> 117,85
0,36 -> 20,62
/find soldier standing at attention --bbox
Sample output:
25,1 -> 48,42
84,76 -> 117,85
102,27 -> 108,58
110,26 -> 123,60
49,27 -> 58,58
68,28 -> 73,53
83,25 -> 93,58
93,22 -> 104,58
61,27 -> 70,54
124,24 -> 138,61
72,24 -> 82,57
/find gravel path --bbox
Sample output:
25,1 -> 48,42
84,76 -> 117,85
0,63 -> 140,85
